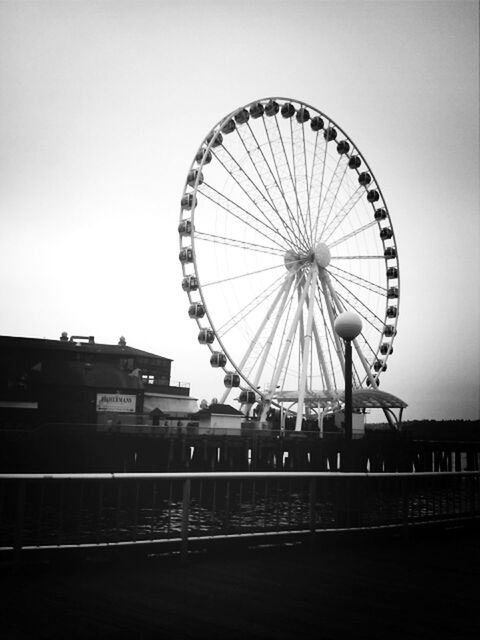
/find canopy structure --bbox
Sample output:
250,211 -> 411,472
341,389 -> 407,410
276,388 -> 407,427
276,389 -> 406,408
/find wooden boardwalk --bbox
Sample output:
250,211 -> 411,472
1,526 -> 479,639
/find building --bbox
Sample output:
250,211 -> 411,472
0,332 -> 196,430
193,403 -> 244,435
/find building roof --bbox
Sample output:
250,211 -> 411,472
0,335 -> 172,361
193,403 -> 244,417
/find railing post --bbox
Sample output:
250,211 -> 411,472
469,473 -> 476,521
181,477 -> 191,562
224,480 -> 230,534
401,475 -> 409,539
13,479 -> 26,567
309,476 -> 317,550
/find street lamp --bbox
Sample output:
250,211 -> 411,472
334,311 -> 363,441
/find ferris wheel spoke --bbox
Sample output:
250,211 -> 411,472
222,274 -> 295,398
198,182 -> 290,251
315,158 -> 350,244
320,187 -> 366,244
212,144 -> 302,251
312,124 -> 330,242
321,276 -> 374,390
195,231 -> 285,257
315,154 -> 342,227
260,119 -> 311,252
328,220 -> 378,249
212,146 -> 277,221
234,122 -> 308,251
331,255 -> 385,260
352,335 -> 380,388
327,264 -> 386,296
213,142 -> 275,211
351,356 -> 363,389
328,275 -> 384,333
202,262 -> 284,288
209,150 -> 300,250
248,120 -> 310,251
356,330 -> 380,360
290,114 -> 317,249
335,289 -> 382,335
216,271 -> 288,338
272,115 -> 310,246
290,118 -> 311,242
300,117 -> 314,241
261,114 -> 310,248
307,131 -> 322,219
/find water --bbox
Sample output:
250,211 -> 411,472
1,475 -> 478,549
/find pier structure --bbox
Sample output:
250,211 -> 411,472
2,423 -> 479,474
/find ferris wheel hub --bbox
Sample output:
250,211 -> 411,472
284,250 -> 302,272
314,242 -> 331,268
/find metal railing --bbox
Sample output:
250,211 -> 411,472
1,471 -> 479,561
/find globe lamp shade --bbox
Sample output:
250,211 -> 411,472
334,312 -> 363,340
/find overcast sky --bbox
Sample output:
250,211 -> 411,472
1,0 -> 478,421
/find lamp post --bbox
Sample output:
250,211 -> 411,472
334,312 -> 363,441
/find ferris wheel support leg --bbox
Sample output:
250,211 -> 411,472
382,407 -> 398,430
319,273 -> 346,378
318,405 -> 324,434
252,274 -> 295,390
296,275 -> 306,367
222,274 -> 294,410
259,269 -> 314,423
295,266 -> 318,431
310,305 -> 334,394
219,387 -> 232,405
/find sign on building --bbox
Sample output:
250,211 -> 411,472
96,393 -> 137,413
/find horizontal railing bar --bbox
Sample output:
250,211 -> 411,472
2,467 -> 478,561
1,471 -> 479,481
2,515 -> 478,554
0,538 -> 183,552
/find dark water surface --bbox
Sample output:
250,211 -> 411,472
2,474 -> 477,549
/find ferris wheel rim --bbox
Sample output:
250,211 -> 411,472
179,97 -> 400,410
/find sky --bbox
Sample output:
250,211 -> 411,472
0,0 -> 479,421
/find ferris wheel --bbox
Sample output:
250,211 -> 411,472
179,98 -> 399,428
